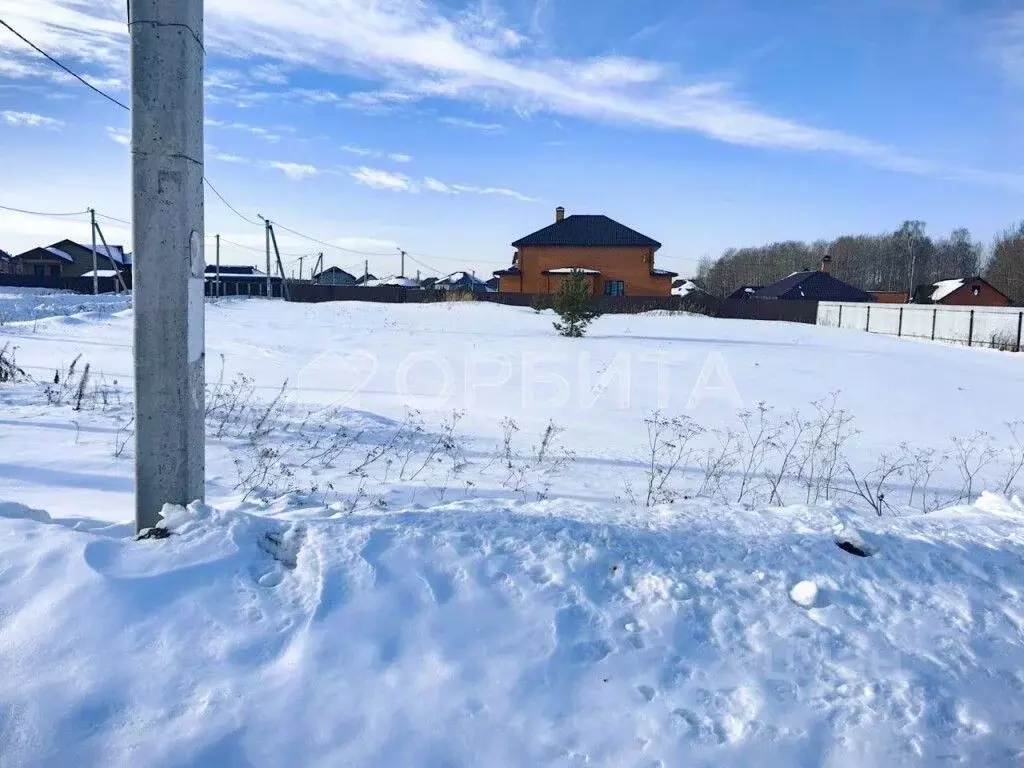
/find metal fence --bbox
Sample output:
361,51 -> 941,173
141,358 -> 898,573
818,301 -> 1024,351
286,283 -> 820,322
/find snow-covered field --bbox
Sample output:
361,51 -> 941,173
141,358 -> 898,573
1,290 -> 1023,766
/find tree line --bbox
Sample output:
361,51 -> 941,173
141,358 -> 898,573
695,220 -> 1024,301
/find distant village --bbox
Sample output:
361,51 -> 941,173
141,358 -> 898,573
1,205 -> 1017,309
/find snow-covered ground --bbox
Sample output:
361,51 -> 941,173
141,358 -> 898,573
1,291 -> 1023,766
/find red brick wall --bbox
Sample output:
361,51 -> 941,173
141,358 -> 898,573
501,246 -> 672,296
942,281 -> 1010,307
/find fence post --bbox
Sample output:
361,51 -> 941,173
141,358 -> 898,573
968,309 -> 974,347
931,308 -> 937,341
1017,311 -> 1023,353
898,306 -> 904,338
837,304 -> 843,328
865,305 -> 871,332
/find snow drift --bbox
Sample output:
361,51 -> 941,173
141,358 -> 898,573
1,495 -> 1023,767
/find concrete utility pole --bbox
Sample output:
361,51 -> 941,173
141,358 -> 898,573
130,0 -> 206,532
298,255 -> 304,281
399,249 -> 406,278
89,208 -> 98,295
215,233 -> 221,298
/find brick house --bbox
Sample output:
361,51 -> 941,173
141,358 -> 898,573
494,207 -> 676,296
912,277 -> 1009,307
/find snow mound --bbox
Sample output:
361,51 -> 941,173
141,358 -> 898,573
789,580 -> 818,607
1,498 -> 1024,765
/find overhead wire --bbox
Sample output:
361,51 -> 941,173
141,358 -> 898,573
0,203 -> 90,218
1,16 -> 494,277
0,18 -> 131,111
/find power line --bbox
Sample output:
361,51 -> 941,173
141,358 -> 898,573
0,202 -> 90,218
0,18 -> 131,111
94,212 -> 132,225
2,15 -> 460,275
269,221 -> 398,257
203,177 -> 261,226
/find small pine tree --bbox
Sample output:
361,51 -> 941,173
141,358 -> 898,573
552,270 -> 597,338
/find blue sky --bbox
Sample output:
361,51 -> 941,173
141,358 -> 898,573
0,0 -> 1022,278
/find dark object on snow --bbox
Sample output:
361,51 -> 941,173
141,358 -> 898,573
136,527 -> 171,541
836,539 -> 871,557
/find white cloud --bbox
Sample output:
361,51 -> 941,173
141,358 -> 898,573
439,116 -> 503,132
214,152 -> 249,164
105,126 -> 129,145
343,145 -> 414,163
206,118 -> 283,142
2,111 -> 63,128
3,0 -> 1023,190
987,10 -> 1024,88
342,144 -> 377,157
572,56 -> 665,87
250,62 -> 289,85
423,177 -> 455,193
420,176 -> 534,201
268,161 -> 319,180
350,166 -> 418,192
449,184 -> 537,202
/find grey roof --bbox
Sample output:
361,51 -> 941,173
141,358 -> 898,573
512,214 -> 661,250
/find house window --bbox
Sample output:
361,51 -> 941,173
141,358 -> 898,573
604,280 -> 626,296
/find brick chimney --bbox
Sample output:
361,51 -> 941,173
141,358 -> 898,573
555,206 -> 565,222
820,254 -> 832,274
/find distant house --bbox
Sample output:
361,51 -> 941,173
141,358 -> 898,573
672,279 -> 713,298
435,271 -> 491,293
495,207 -> 675,296
365,275 -> 421,288
421,276 -> 439,289
205,265 -> 281,296
727,286 -> 763,300
0,249 -> 12,274
313,266 -> 357,286
752,256 -> 872,302
872,291 -> 910,304
912,277 -> 1009,307
485,276 -> 499,291
11,239 -> 130,280
354,273 -> 377,286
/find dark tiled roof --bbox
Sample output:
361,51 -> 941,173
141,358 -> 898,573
314,266 -> 357,280
754,271 -> 872,302
727,286 -> 763,300
651,268 -> 678,278
512,215 -> 661,249
493,266 -> 521,276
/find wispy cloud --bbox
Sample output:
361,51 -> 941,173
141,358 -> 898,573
355,168 -> 535,200
105,126 -> 129,145
268,161 -> 319,180
205,117 -> 284,142
449,184 -> 538,202
423,177 -> 455,193
2,111 -> 63,128
986,10 -> 1024,88
350,167 -> 418,192
439,116 -> 504,132
213,152 -> 250,164
4,0 -> 1023,190
342,144 -> 414,163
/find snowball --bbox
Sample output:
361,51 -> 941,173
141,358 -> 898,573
790,580 -> 818,608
